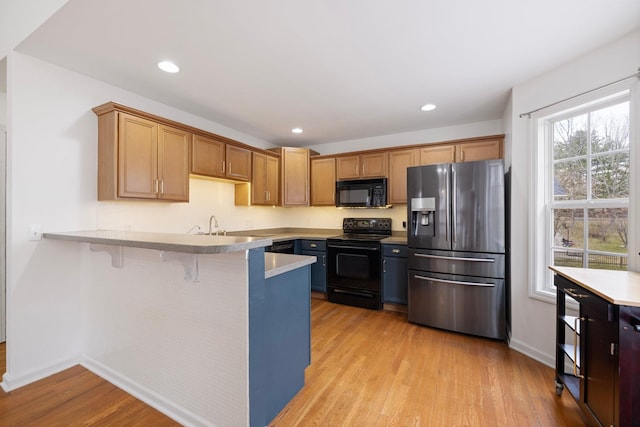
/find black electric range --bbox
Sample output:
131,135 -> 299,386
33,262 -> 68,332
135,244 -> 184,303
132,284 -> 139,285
326,218 -> 392,310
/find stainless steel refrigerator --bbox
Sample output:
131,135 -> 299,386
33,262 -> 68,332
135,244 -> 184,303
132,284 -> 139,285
407,159 -> 507,340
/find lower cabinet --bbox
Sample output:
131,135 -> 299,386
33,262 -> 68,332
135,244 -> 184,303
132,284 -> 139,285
554,273 -> 640,427
300,240 -> 327,293
382,244 -> 408,305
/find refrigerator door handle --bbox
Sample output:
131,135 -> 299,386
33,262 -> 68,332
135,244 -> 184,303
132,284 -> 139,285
451,166 -> 456,243
413,274 -> 495,287
445,167 -> 450,242
414,253 -> 496,263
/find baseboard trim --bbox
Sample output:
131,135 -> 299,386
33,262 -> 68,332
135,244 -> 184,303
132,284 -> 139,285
509,337 -> 554,369
0,356 -> 79,392
383,303 -> 408,314
81,356 -> 213,427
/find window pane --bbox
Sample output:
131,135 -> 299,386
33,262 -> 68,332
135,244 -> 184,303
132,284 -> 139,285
553,249 -> 583,268
591,152 -> 630,199
591,101 -> 630,154
553,208 -> 583,249
553,114 -> 587,159
587,208 -> 628,254
554,159 -> 587,200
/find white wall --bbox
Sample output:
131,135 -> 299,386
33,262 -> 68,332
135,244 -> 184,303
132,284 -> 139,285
0,0 -> 69,59
307,119 -> 504,155
0,91 -> 6,127
507,29 -> 640,365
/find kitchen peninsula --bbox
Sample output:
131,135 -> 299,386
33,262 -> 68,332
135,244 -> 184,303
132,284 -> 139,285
40,230 -> 316,427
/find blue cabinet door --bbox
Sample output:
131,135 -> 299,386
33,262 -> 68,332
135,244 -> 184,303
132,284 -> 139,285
300,240 -> 327,293
382,244 -> 408,305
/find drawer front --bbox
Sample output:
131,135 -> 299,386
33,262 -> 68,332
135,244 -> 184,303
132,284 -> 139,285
382,244 -> 408,258
300,239 -> 326,251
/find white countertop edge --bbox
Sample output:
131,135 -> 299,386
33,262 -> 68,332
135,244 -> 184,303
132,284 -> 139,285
43,230 -> 272,254
265,253 -> 316,279
550,266 -> 640,307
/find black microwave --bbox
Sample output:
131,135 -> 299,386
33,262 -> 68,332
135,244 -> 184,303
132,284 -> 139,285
335,178 -> 388,208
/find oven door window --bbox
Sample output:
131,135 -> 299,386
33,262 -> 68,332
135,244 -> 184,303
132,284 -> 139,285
336,253 -> 370,279
328,244 -> 380,292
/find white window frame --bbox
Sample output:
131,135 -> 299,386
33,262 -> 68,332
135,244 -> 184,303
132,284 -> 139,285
529,79 -> 639,303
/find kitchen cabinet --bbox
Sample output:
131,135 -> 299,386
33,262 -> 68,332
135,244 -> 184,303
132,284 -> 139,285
336,152 -> 388,180
191,133 -> 252,182
252,152 -> 279,205
311,157 -> 336,206
553,268 -> 640,427
271,147 -> 310,207
382,244 -> 408,305
300,240 -> 327,293
419,137 -> 503,166
96,110 -> 190,202
388,149 -> 418,204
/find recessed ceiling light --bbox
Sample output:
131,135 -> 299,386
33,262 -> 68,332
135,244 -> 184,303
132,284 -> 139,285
420,103 -> 437,111
291,128 -> 303,134
157,61 -> 180,73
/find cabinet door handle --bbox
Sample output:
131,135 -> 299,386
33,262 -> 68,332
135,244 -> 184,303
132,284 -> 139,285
573,317 -> 584,378
228,162 -> 232,174
160,180 -> 164,195
310,243 -> 317,248
383,259 -> 386,273
565,288 -> 588,299
392,248 -> 400,254
221,161 -> 225,173
362,163 -> 366,176
322,254 -> 326,267
154,179 -> 159,194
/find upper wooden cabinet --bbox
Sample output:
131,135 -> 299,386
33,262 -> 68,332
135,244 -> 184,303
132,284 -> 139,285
271,147 -> 310,207
336,152 -> 388,180
418,144 -> 456,165
456,138 -> 503,162
419,137 -> 503,166
311,157 -> 336,206
191,134 -> 251,182
388,149 -> 418,205
95,109 -> 190,202
252,152 -> 279,205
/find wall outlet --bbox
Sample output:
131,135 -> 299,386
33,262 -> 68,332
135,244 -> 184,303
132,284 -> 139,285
28,224 -> 42,241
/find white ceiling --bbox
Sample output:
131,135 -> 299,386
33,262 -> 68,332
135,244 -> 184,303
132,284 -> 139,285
14,0 -> 640,147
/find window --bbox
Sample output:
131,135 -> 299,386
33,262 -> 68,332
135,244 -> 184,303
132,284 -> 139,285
531,84 -> 637,299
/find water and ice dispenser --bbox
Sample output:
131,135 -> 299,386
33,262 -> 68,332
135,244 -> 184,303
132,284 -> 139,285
411,197 -> 436,236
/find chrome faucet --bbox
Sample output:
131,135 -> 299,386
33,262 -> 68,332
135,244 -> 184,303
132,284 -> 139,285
208,215 -> 219,235
186,225 -> 201,234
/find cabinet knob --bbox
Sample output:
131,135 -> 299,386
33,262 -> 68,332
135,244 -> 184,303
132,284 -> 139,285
310,243 -> 317,248
392,248 -> 400,254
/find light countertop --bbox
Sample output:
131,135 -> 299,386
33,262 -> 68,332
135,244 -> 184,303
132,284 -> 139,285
265,253 -> 316,279
550,266 -> 640,307
43,230 -> 272,254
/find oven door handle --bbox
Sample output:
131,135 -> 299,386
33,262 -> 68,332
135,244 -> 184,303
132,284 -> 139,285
413,274 -> 495,287
333,288 -> 376,298
328,245 -> 380,251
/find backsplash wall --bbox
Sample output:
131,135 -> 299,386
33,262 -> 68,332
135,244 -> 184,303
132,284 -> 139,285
97,177 -> 409,234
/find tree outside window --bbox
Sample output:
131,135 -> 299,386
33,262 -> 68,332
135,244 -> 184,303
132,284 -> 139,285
550,98 -> 629,271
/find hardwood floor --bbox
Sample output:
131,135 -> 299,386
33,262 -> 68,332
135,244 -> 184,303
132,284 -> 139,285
0,299 -> 587,426
270,299 -> 588,426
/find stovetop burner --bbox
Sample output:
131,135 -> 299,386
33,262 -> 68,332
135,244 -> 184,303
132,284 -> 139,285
329,233 -> 390,242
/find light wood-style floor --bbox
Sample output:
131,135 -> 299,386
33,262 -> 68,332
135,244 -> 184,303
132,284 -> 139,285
0,299 -> 587,426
